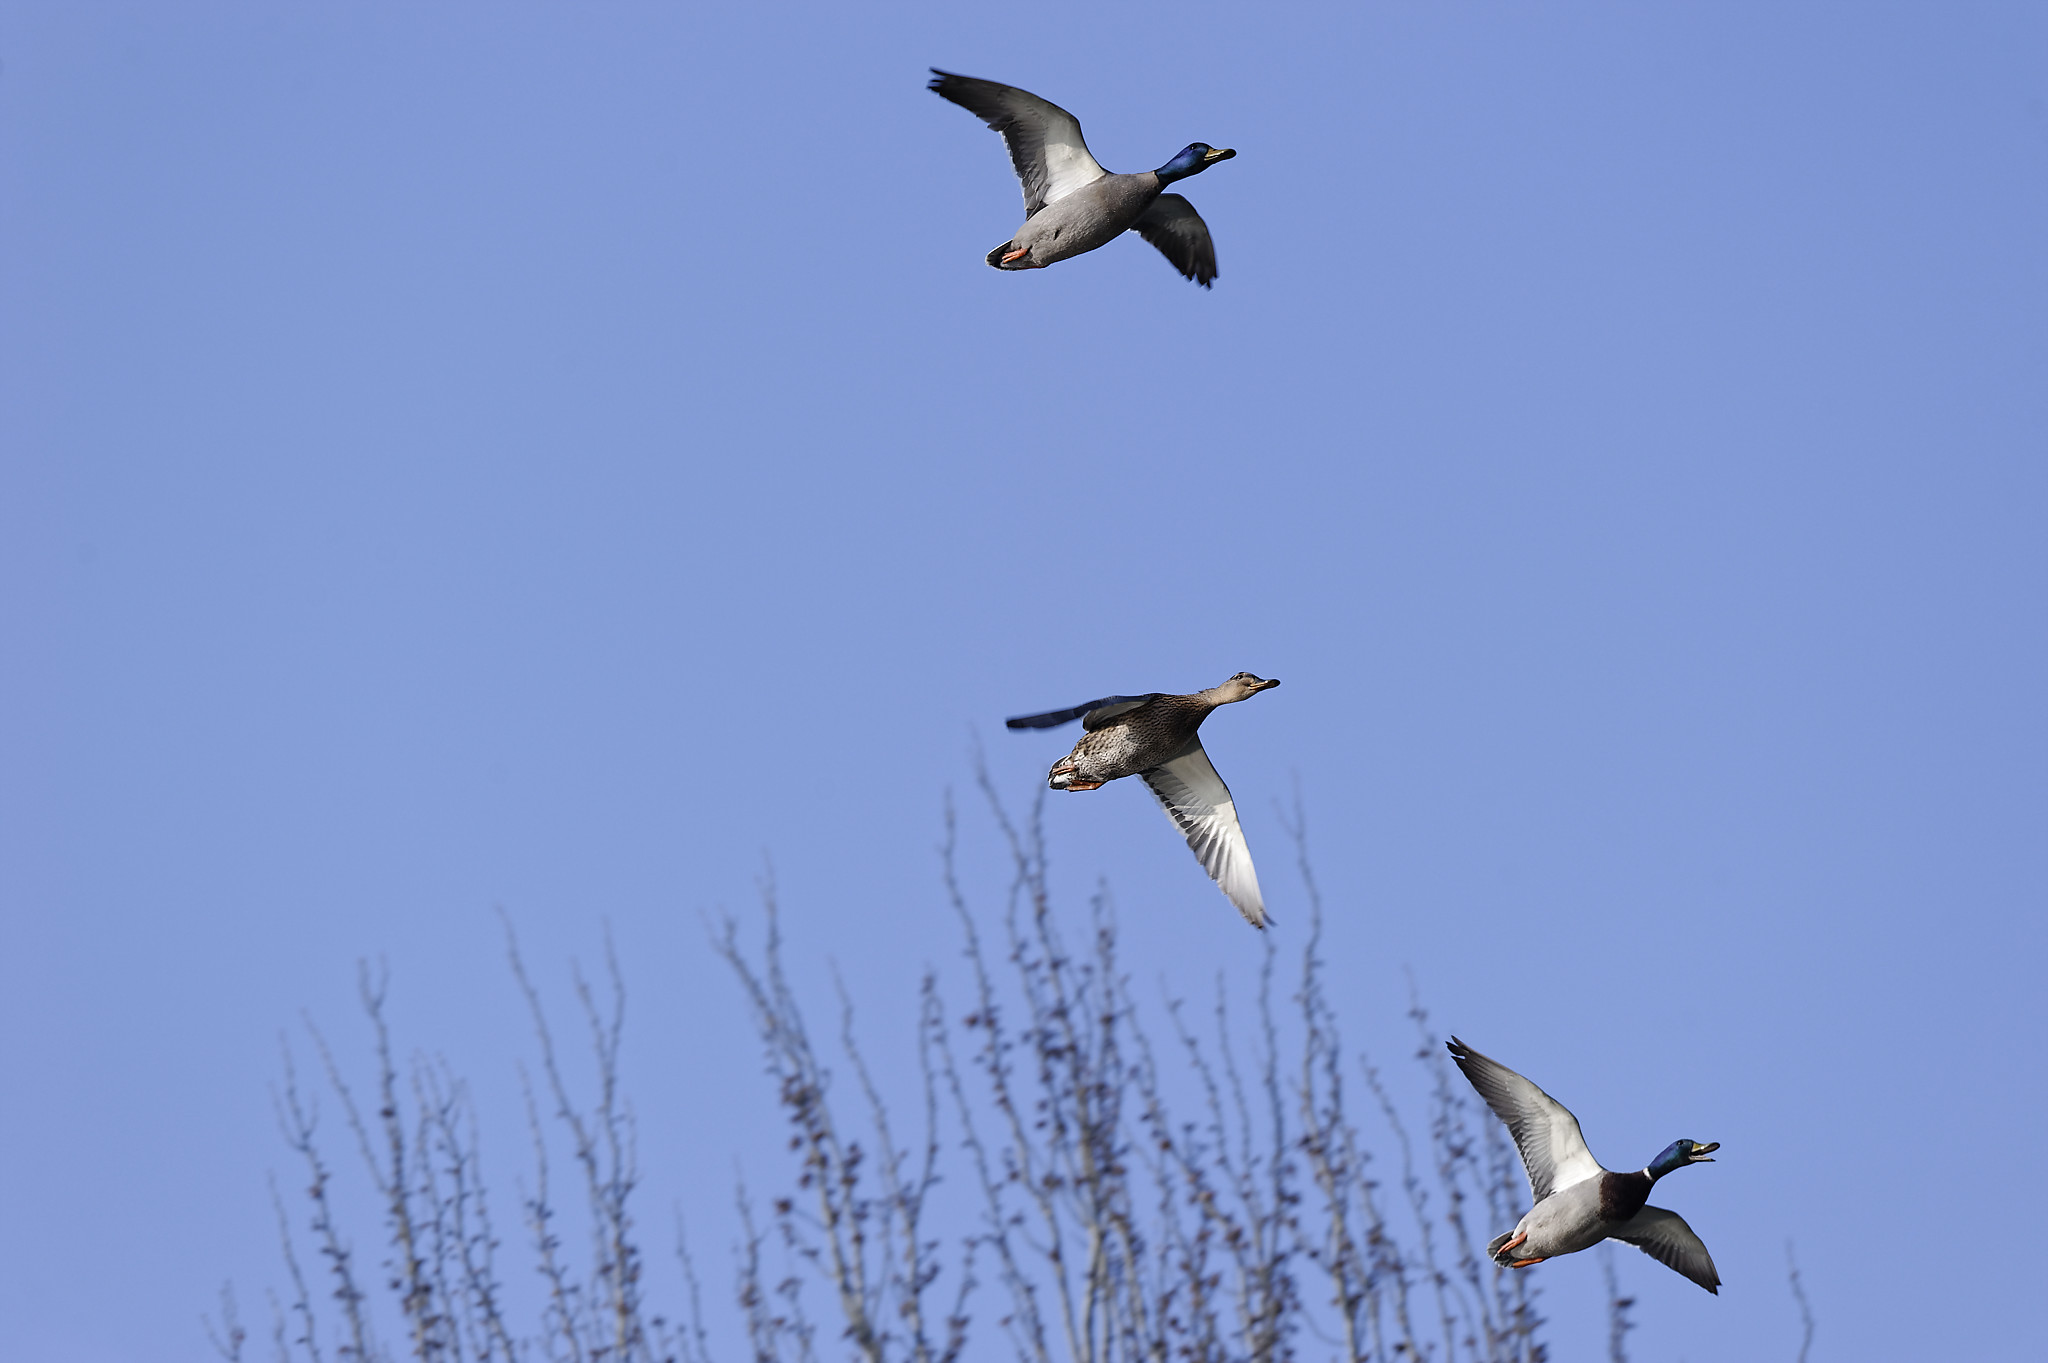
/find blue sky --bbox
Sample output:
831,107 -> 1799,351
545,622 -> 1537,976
4,2 -> 2045,1359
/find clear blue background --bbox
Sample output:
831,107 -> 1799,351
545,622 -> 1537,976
4,3 -> 2044,1359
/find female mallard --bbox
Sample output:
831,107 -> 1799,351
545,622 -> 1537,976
1007,673 -> 1280,927
928,70 -> 1237,287
1448,1038 -> 1723,1294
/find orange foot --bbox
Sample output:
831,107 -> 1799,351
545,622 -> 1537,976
1498,1231 -> 1527,1255
1510,1257 -> 1548,1268
1001,247 -> 1029,264
1063,779 -> 1105,791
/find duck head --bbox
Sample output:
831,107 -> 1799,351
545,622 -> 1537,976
1209,672 -> 1281,703
1155,142 -> 1237,184
1647,1139 -> 1720,1179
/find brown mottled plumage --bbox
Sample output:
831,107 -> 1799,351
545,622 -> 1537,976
1006,674 -> 1280,926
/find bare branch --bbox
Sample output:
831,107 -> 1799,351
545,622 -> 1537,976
1600,1244 -> 1635,1363
241,780 -> 1784,1363
1788,1243 -> 1816,1363
207,1282 -> 250,1363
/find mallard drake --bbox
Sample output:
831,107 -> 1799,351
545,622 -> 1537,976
1007,673 -> 1280,927
928,70 -> 1237,287
1447,1038 -> 1723,1294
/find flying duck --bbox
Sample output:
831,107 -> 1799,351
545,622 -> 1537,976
1448,1038 -> 1723,1293
929,69 -> 1237,287
1007,673 -> 1279,927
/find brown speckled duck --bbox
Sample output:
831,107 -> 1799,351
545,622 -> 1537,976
1006,673 -> 1280,927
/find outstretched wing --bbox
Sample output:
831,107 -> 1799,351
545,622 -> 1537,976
1130,193 -> 1220,287
1445,1039 -> 1606,1202
1005,695 -> 1158,731
929,70 -> 1109,217
1140,738 -> 1266,927
1612,1205 -> 1721,1294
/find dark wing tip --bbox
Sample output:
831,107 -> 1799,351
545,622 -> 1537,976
1132,194 -> 1220,288
1005,708 -> 1084,730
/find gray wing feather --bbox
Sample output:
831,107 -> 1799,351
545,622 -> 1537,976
1139,739 -> 1267,927
1446,1039 -> 1605,1202
1081,698 -> 1157,730
1130,194 -> 1220,287
1006,695 -> 1155,731
929,70 -> 1109,217
1613,1205 -> 1721,1294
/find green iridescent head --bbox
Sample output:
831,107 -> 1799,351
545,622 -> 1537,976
1648,1139 -> 1721,1178
1154,143 -> 1237,184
